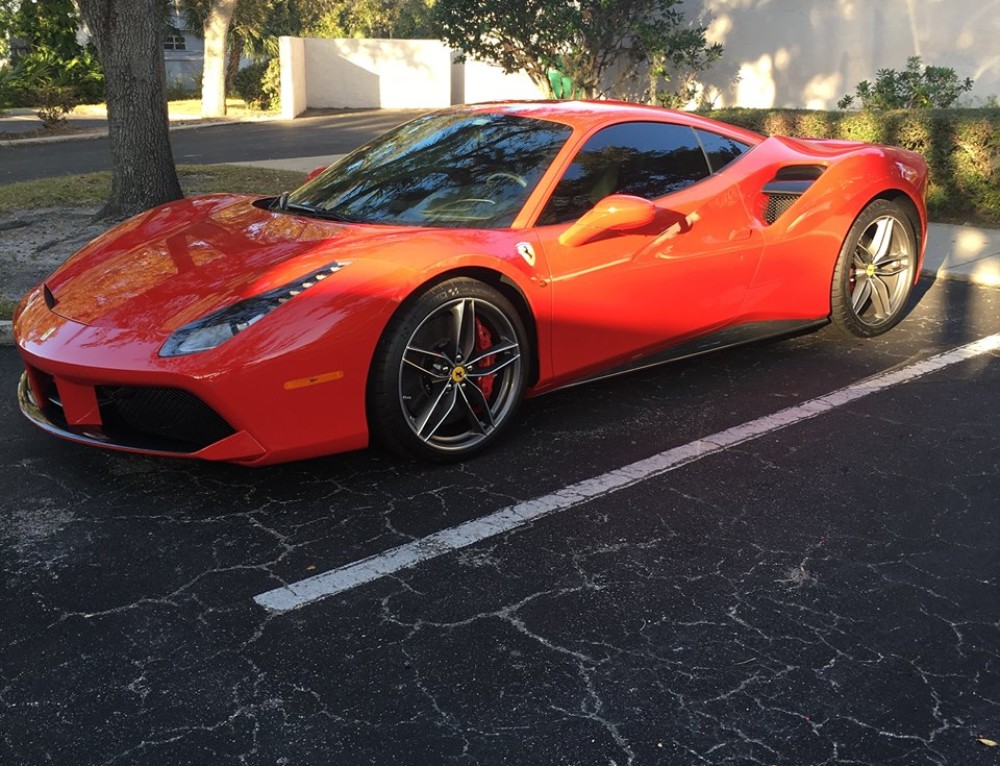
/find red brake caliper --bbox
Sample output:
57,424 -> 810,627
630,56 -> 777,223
474,318 -> 496,400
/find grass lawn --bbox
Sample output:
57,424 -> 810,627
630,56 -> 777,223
0,164 -> 306,320
0,164 -> 306,215
74,98 -> 277,120
0,297 -> 17,320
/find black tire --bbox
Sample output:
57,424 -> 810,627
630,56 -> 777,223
830,199 -> 918,337
368,278 -> 528,462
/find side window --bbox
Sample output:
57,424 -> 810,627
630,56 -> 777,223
538,122 -> 711,225
695,129 -> 751,173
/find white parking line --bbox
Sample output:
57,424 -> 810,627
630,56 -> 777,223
254,333 -> 1000,613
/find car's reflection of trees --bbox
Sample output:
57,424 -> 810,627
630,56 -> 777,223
303,114 -> 571,228
53,199 -> 336,332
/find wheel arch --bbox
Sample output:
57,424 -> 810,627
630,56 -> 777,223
870,189 -> 923,246
373,266 -> 541,388
838,188 -> 924,287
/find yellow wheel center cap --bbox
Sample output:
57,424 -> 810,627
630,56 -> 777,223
865,263 -> 876,277
451,366 -> 467,383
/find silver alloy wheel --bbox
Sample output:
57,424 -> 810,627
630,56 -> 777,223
397,297 -> 523,453
849,214 -> 913,327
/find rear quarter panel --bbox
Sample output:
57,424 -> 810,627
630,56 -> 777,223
731,137 -> 927,321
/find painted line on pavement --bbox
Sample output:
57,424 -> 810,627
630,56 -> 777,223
255,333 -> 1000,613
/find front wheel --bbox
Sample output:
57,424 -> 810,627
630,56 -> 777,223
368,278 -> 528,462
830,199 -> 918,337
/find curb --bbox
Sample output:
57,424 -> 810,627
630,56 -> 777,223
0,266 -> 994,349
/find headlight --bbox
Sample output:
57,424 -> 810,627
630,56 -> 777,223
159,261 -> 348,357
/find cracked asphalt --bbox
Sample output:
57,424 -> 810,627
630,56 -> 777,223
2,278 -> 999,765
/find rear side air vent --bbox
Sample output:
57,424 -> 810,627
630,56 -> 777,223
762,166 -> 825,224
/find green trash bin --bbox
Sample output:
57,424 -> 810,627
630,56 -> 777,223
546,66 -> 576,99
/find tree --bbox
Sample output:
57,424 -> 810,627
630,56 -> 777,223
434,0 -> 723,102
199,0 -> 239,117
75,0 -> 183,218
306,0 -> 436,38
0,1 -> 15,59
182,0 -> 323,111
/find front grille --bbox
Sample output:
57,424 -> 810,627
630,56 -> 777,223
96,386 -> 235,452
764,193 -> 798,224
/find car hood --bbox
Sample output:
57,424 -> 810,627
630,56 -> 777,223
42,194 -> 421,333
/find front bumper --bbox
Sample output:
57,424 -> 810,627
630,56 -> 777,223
13,290 -> 375,465
18,370 -> 268,462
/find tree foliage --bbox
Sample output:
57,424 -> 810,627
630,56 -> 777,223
838,57 -> 975,111
10,0 -> 82,59
433,0 -> 722,101
305,0 -> 436,39
2,0 -> 104,121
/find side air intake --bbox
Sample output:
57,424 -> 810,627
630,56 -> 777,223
762,166 -> 825,224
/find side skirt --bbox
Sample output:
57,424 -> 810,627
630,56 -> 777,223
547,318 -> 829,393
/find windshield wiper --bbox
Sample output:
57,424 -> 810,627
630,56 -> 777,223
305,208 -> 358,223
271,193 -> 357,223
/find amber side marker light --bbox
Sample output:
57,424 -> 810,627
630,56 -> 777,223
283,371 -> 345,390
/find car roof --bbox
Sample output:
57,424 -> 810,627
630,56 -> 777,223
458,100 -> 765,145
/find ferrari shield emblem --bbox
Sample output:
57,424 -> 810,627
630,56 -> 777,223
515,242 -> 536,267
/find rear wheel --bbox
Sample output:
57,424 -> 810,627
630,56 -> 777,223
831,199 -> 917,337
368,278 -> 528,462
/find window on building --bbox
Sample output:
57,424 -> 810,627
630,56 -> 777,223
164,34 -> 186,51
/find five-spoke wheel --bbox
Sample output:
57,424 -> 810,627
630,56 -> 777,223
368,278 -> 528,461
831,199 -> 917,337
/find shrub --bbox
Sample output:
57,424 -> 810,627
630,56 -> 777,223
31,81 -> 79,127
705,107 -> 1000,225
234,59 -> 280,111
166,76 -> 202,101
7,44 -> 104,126
838,57 -> 973,111
261,59 -> 281,110
0,63 -> 16,114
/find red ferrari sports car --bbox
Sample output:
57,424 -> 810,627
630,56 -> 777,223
14,101 -> 927,465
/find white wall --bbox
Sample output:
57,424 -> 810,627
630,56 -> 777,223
461,60 -> 547,103
685,0 -> 1000,108
279,36 -> 307,120
278,37 -> 546,116
303,38 -> 452,110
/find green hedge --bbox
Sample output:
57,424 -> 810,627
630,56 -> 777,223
704,108 -> 1000,226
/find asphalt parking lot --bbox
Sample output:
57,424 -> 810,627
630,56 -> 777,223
2,277 -> 999,765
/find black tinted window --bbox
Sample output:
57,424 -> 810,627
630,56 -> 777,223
288,112 -> 572,228
538,122 -> 711,225
696,129 -> 751,173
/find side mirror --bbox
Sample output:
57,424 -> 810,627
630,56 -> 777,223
305,165 -> 327,183
558,194 -> 657,247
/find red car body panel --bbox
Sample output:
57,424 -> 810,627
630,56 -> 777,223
13,101 -> 928,464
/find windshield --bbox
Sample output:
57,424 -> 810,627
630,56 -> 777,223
286,111 -> 573,229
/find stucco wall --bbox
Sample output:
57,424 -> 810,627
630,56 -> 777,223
279,37 -> 307,120
278,37 -> 545,116
686,0 -> 1000,108
461,60 -> 547,103
301,38 -> 452,110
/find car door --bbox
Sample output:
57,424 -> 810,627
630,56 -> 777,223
532,121 -> 764,384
